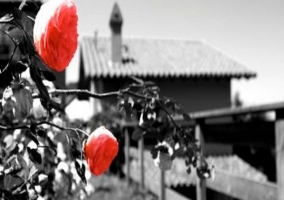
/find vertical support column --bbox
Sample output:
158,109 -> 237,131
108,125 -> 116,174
195,119 -> 206,200
275,109 -> 284,200
160,170 -> 166,200
139,137 -> 145,190
124,128 -> 130,186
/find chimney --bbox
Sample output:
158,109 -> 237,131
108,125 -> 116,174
109,3 -> 123,64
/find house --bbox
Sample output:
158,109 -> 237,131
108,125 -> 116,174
76,3 -> 256,116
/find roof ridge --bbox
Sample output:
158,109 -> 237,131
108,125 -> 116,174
80,34 -> 206,43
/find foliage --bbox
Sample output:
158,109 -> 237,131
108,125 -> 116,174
0,1 -> 212,200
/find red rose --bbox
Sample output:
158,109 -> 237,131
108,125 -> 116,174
33,0 -> 78,72
84,126 -> 119,176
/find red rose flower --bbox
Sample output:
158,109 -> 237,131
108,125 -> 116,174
84,126 -> 119,176
33,0 -> 78,72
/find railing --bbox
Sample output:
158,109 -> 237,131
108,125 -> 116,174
122,101 -> 284,200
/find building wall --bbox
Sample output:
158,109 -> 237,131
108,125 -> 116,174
96,77 -> 231,113
154,78 -> 231,112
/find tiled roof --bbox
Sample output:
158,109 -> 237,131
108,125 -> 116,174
80,36 -> 256,79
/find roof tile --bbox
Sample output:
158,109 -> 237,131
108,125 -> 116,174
81,36 -> 256,79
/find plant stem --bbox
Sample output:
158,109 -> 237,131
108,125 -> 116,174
47,88 -> 147,100
19,0 -> 27,10
0,124 -> 29,131
36,121 -> 90,137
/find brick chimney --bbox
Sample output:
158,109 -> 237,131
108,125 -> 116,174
109,3 -> 123,64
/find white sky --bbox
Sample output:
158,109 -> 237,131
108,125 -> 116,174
69,0 -> 284,106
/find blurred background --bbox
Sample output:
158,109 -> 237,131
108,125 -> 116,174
67,0 -> 284,106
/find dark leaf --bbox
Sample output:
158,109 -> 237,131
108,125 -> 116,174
70,138 -> 80,159
30,123 -> 37,135
28,166 -> 38,182
27,130 -> 39,146
36,129 -> 46,138
185,157 -> 191,166
38,174 -> 48,187
11,9 -> 35,57
182,113 -> 191,120
41,70 -> 56,81
27,147 -> 42,165
157,145 -> 169,154
196,166 -> 211,180
5,146 -> 19,161
174,103 -> 182,112
132,127 -> 144,141
117,100 -> 124,111
0,189 -> 17,200
29,171 -> 39,185
74,160 -> 87,184
192,156 -> 197,168
46,136 -> 57,149
11,8 -> 34,36
5,164 -> 21,176
186,167 -> 191,174
124,98 -> 134,118
164,99 -> 174,108
150,147 -> 158,159
30,56 -> 59,111
9,61 -> 28,75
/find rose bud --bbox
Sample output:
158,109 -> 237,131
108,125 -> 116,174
33,0 -> 78,72
84,126 -> 119,176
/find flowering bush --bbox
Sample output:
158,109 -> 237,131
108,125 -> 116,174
0,0 -> 212,199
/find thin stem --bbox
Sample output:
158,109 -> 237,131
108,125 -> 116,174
33,88 -> 148,101
12,169 -> 38,194
48,89 -> 120,99
157,100 -> 178,128
0,124 -> 29,131
36,121 -> 90,137
19,0 -> 27,10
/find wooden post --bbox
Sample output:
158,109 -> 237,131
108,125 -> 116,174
160,170 -> 166,200
124,128 -> 130,186
275,109 -> 284,200
139,137 -> 145,190
195,119 -> 206,200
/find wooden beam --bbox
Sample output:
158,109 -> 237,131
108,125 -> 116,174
124,128 -> 130,186
124,147 -> 191,200
195,120 -> 206,200
190,101 -> 284,119
160,170 -> 166,200
275,109 -> 284,200
139,137 -> 145,190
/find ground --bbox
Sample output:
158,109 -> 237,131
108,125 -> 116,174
84,173 -> 158,200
